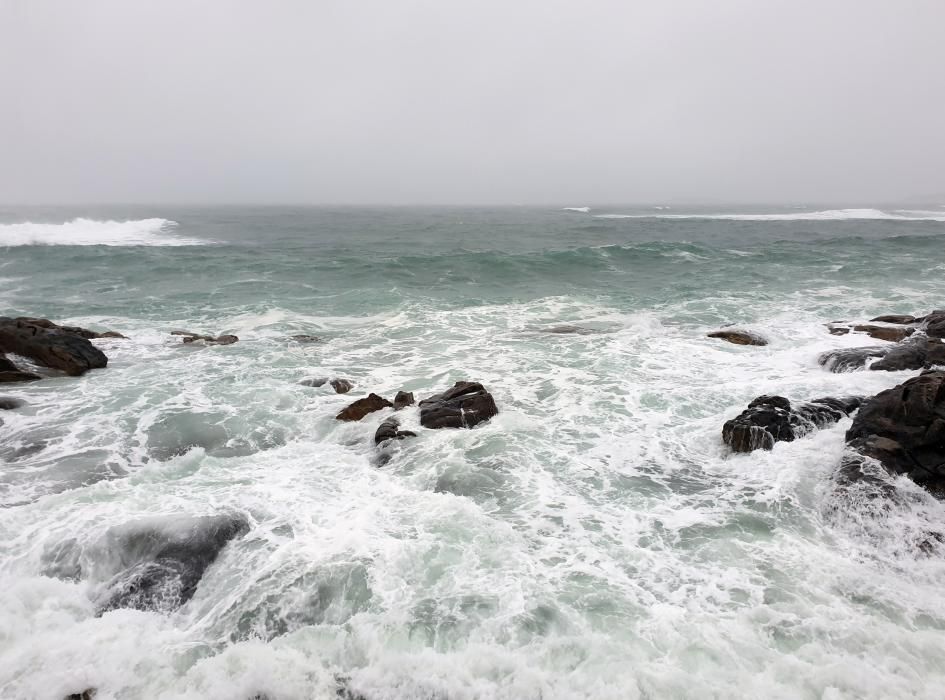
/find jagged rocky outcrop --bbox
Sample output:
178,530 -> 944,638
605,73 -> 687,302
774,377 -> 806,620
393,391 -> 415,409
723,395 -> 863,453
171,330 -> 238,345
840,370 -> 945,494
95,514 -> 249,613
819,337 -> 945,373
419,381 -> 499,429
0,354 -> 41,382
707,329 -> 768,346
336,393 -> 393,421
374,417 -> 417,445
0,317 -> 108,376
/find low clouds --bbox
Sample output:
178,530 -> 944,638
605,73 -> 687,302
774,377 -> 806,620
2,0 -> 942,204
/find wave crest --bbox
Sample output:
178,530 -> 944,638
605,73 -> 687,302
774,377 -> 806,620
0,218 -> 209,246
595,208 -> 945,222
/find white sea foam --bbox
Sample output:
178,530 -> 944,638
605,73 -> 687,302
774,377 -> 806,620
595,208 -> 945,222
562,206 -> 591,213
0,218 -> 210,246
2,295 -> 945,697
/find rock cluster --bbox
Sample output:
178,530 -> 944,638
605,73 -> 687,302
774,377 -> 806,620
723,395 -> 863,453
172,330 -> 239,345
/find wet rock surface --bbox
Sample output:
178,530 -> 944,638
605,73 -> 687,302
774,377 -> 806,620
96,514 -> 249,613
707,329 -> 768,346
336,393 -> 393,421
330,379 -> 354,394
818,346 -> 889,372
871,337 -> 945,372
393,391 -> 415,409
0,396 -> 26,410
172,330 -> 239,345
0,317 -> 108,376
419,381 -> 499,429
0,354 -> 42,382
723,395 -> 863,453
374,417 -> 417,445
842,370 -> 945,493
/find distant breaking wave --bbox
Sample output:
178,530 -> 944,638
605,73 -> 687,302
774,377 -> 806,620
595,208 -> 945,222
562,206 -> 591,213
0,218 -> 210,246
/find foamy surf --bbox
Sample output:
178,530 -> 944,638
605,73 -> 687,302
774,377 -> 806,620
562,206 -> 591,213
595,208 -> 945,222
0,218 -> 210,246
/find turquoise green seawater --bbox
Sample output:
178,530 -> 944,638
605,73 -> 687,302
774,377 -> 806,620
1,206 -> 944,699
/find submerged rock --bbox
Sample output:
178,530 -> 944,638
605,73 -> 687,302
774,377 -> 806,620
299,377 -> 328,387
289,334 -> 320,343
393,391 -> 415,409
64,691 -> 96,700
818,346 -> 888,372
97,513 -> 249,613
842,370 -> 945,493
336,393 -> 393,421
419,381 -> 499,429
0,354 -> 41,383
723,394 -> 863,453
0,317 -> 108,376
330,379 -> 354,394
707,329 -> 768,346
172,330 -> 239,345
374,417 -> 417,445
0,396 -> 26,410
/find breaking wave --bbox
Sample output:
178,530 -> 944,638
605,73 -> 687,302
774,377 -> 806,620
0,218 -> 210,246
595,208 -> 945,222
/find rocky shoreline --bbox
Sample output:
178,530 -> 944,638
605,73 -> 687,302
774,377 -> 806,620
716,309 -> 945,495
3,310 -> 944,700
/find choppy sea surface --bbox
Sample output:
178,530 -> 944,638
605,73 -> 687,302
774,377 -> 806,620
1,205 -> 945,700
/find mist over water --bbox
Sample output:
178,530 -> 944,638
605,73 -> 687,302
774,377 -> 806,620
2,206 -> 945,699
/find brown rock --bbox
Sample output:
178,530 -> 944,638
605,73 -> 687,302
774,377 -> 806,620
851,324 -> 915,343
869,314 -> 917,324
707,329 -> 768,346
336,393 -> 393,421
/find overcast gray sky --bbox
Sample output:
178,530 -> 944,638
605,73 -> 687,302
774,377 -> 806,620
1,0 -> 943,205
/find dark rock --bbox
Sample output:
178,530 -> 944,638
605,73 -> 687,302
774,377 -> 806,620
707,329 -> 768,346
289,334 -> 320,343
723,394 -> 863,453
852,324 -> 915,343
330,379 -> 354,394
374,417 -> 417,445
14,317 -> 126,339
870,314 -> 917,324
172,330 -> 238,345
0,317 -> 108,376
97,514 -> 249,613
393,391 -> 415,409
843,370 -> 945,491
819,346 -> 889,372
870,337 -> 945,372
64,690 -> 96,700
921,311 -> 945,339
0,396 -> 26,410
419,381 -> 499,429
299,377 -> 328,387
336,393 -> 393,421
827,325 -> 850,336
0,354 -> 42,383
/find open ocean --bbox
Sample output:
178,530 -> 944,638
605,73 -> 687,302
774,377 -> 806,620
2,205 -> 945,700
